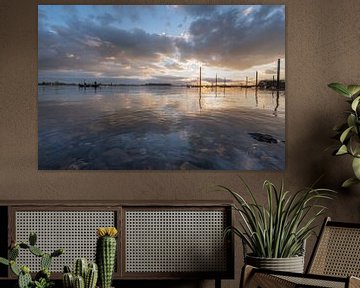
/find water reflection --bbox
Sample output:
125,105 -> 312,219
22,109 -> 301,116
273,90 -> 280,117
38,86 -> 285,170
255,87 -> 258,107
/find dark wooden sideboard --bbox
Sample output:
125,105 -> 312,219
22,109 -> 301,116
0,201 -> 234,288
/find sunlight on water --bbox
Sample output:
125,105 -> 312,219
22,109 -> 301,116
38,86 -> 285,170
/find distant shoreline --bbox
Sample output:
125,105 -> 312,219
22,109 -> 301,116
38,80 -> 286,90
38,82 -> 174,87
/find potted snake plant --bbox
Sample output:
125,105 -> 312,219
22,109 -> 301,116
328,83 -> 360,187
221,179 -> 334,273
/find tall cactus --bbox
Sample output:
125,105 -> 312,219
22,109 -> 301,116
96,227 -> 118,288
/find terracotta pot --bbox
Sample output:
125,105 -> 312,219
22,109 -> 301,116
245,254 -> 304,273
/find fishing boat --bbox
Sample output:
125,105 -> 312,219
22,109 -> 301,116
78,81 -> 101,88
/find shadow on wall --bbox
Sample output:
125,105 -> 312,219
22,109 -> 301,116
286,103 -> 360,266
287,105 -> 360,218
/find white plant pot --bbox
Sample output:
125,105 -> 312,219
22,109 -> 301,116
245,254 -> 305,273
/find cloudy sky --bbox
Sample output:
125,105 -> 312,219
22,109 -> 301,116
38,5 -> 285,84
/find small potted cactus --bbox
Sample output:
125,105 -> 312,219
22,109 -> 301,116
62,258 -> 98,288
96,227 -> 118,288
0,232 -> 64,288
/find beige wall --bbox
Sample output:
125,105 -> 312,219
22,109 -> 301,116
1,0 -> 360,287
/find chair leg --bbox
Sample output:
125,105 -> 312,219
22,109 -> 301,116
240,265 -> 255,288
349,276 -> 360,288
215,278 -> 221,288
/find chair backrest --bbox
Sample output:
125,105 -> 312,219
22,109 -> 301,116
307,217 -> 360,277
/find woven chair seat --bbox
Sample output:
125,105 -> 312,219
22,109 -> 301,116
277,275 -> 346,288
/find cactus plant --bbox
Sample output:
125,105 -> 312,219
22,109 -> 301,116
85,262 -> 98,288
29,246 -> 44,257
63,259 -> 98,288
74,258 -> 88,279
41,254 -> 52,270
9,246 -> 19,260
51,249 -> 63,258
73,275 -> 85,288
96,227 -> 118,288
19,268 -> 32,288
35,268 -> 51,282
29,232 -> 37,246
63,272 -> 74,288
0,232 -> 63,288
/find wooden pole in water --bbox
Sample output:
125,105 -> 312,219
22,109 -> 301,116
272,75 -> 275,88
246,76 -> 248,88
255,71 -> 258,87
277,59 -> 280,90
199,66 -> 202,87
215,73 -> 218,97
223,77 -> 226,96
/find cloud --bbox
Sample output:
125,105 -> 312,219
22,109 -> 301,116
176,5 -> 285,71
96,12 -> 119,26
106,5 -> 157,23
265,69 -> 276,74
38,18 -> 176,79
38,9 -> 47,21
164,62 -> 183,70
177,5 -> 219,17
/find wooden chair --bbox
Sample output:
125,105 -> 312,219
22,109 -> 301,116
241,217 -> 360,288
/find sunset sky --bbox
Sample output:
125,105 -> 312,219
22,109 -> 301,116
38,5 -> 285,85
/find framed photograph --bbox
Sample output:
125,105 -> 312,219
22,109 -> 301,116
38,5 -> 285,170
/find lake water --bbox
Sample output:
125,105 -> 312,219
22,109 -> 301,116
38,85 -> 285,170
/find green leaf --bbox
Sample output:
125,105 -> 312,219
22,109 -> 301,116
347,114 -> 356,128
223,179 -> 335,258
328,83 -> 351,97
340,126 -> 353,143
342,177 -> 360,188
336,144 -> 348,155
349,135 -> 360,157
351,96 -> 360,111
10,261 -> 20,276
333,122 -> 348,132
0,257 -> 9,266
347,85 -> 360,97
352,157 -> 360,179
